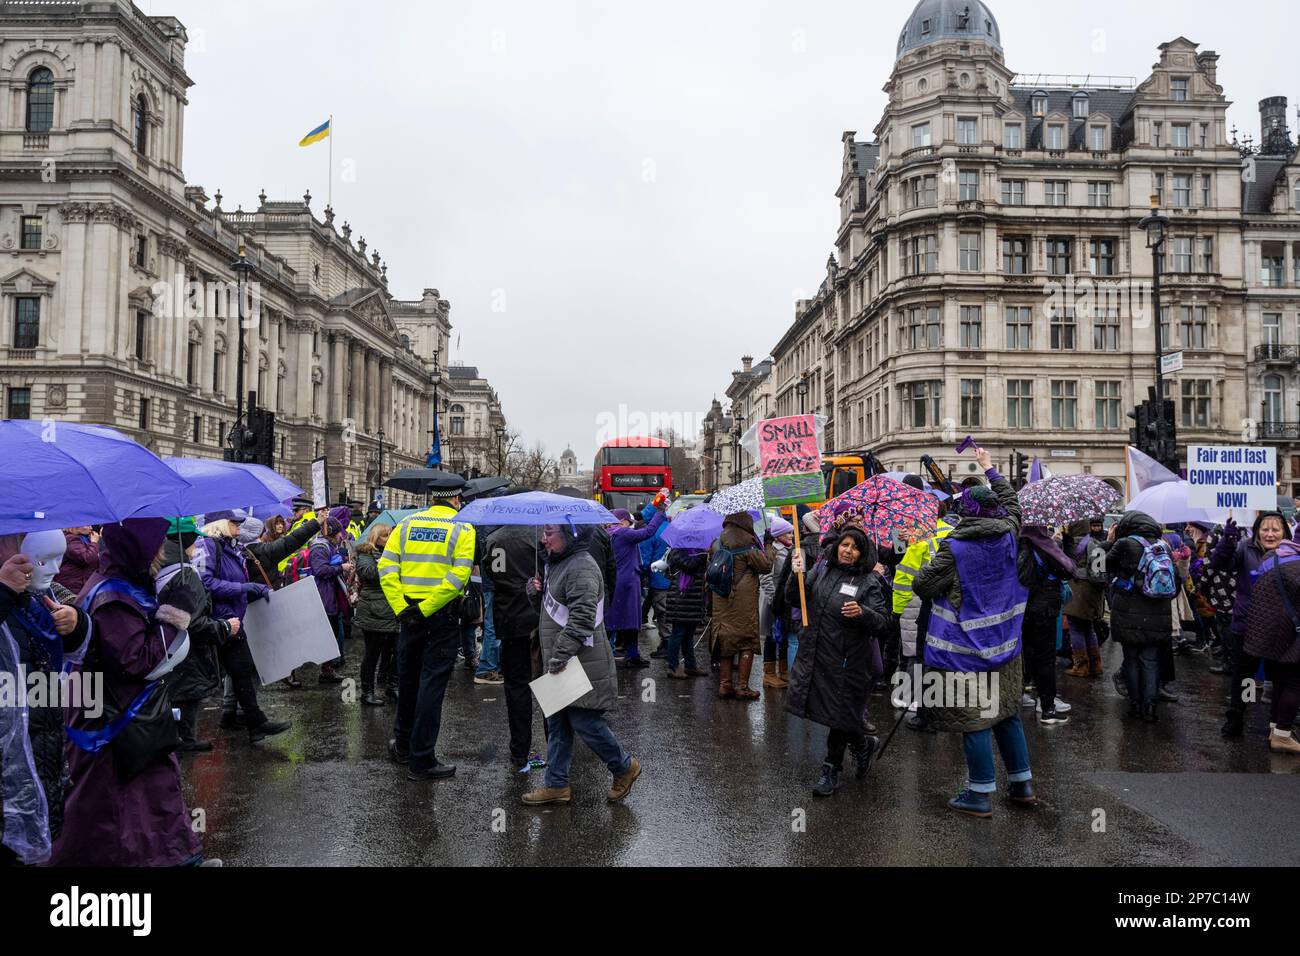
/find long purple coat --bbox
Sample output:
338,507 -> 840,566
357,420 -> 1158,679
50,519 -> 202,868
196,534 -> 250,622
309,538 -> 347,617
606,512 -> 666,631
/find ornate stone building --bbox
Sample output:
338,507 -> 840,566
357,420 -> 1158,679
442,363 -> 506,478
770,0 -> 1263,492
0,0 -> 456,502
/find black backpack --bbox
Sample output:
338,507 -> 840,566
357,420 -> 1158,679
706,544 -> 755,598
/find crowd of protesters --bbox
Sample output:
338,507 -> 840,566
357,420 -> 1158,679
3,454 -> 1298,867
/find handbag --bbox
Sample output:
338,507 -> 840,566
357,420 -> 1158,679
68,679 -> 181,784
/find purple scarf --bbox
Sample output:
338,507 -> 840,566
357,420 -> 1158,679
1021,526 -> 1076,576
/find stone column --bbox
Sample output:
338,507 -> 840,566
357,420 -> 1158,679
267,315 -> 280,414
330,333 -> 345,422
347,338 -> 362,426
379,360 -> 393,440
297,326 -> 313,418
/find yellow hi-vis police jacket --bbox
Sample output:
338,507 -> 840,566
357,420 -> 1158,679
379,505 -> 476,618
891,520 -> 953,616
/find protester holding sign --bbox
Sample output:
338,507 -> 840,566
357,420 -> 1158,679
1213,511 -> 1292,738
1243,537 -> 1300,754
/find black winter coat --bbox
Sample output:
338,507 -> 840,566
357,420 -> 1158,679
784,553 -> 888,733
484,525 -> 542,641
581,527 -> 618,603
0,580 -> 88,842
161,539 -> 230,704
353,551 -> 398,634
1101,511 -> 1174,648
1018,541 -> 1068,619
244,519 -> 322,591
664,550 -> 709,629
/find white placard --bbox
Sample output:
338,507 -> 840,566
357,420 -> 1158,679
242,577 -> 343,685
529,657 -> 594,719
1187,445 -> 1278,512
311,457 -> 328,510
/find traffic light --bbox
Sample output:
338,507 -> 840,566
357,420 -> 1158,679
248,407 -> 276,468
1013,452 -> 1030,489
1128,399 -> 1179,473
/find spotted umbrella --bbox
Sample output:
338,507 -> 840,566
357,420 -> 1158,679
815,475 -> 939,549
1018,474 -> 1122,529
705,478 -> 767,516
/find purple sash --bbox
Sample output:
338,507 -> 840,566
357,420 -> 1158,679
925,535 -> 1027,673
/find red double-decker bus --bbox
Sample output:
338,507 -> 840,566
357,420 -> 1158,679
592,437 -> 673,512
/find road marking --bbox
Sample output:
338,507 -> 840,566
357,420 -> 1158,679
483,699 -> 498,703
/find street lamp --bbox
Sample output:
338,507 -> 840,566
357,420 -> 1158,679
796,374 -> 810,416
1139,194 -> 1171,427
494,425 -> 507,474
228,244 -> 256,462
373,427 -> 386,504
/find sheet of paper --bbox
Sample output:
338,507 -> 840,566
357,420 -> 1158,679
242,577 -> 343,685
529,657 -> 594,719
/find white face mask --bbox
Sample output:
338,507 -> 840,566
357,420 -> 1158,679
20,530 -> 66,594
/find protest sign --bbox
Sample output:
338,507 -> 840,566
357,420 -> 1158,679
757,415 -> 824,507
1187,446 -> 1278,512
242,577 -> 343,685
311,457 -> 329,510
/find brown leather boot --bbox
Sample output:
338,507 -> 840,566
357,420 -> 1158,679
736,652 -> 760,701
762,660 -> 783,689
777,656 -> 791,685
1064,652 -> 1090,678
1088,647 -> 1104,678
718,657 -> 736,699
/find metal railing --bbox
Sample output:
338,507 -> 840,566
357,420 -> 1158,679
1259,422 -> 1300,441
1254,344 -> 1300,362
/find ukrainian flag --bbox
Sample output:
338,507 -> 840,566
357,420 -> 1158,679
299,120 -> 331,148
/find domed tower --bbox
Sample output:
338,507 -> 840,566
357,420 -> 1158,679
560,446 -> 578,481
895,0 -> 1002,61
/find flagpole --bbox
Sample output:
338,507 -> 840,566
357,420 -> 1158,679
328,114 -> 334,211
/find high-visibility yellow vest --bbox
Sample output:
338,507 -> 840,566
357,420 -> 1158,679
279,511 -> 318,572
379,505 -> 476,618
347,521 -> 362,542
892,520 -> 953,615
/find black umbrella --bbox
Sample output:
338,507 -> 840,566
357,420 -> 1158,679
462,476 -> 512,501
385,468 -> 463,494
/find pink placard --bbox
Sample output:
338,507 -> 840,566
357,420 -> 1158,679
758,415 -> 821,479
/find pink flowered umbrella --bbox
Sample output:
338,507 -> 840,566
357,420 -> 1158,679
815,475 -> 939,549
1018,475 -> 1121,529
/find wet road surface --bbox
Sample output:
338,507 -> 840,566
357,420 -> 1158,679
182,643 -> 1297,866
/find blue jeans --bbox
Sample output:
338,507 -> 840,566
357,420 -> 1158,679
962,714 -> 1032,794
665,621 -> 699,671
476,591 -> 500,675
787,623 -> 800,671
544,706 -> 631,789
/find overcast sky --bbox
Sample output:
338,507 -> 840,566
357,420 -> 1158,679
159,0 -> 1299,464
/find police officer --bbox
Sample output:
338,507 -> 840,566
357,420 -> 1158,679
380,474 -> 477,781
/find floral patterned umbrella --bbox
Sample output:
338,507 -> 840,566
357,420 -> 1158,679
815,475 -> 939,549
705,478 -> 767,516
1018,474 -> 1121,529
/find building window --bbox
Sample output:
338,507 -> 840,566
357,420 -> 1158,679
957,117 -> 979,145
903,235 -> 937,275
213,352 -> 223,393
958,170 -> 979,201
1045,180 -> 1068,206
1199,123 -> 1209,148
911,122 -> 931,149
1051,380 -> 1078,428
26,68 -> 54,133
1181,379 -> 1210,428
1089,126 -> 1106,151
1171,237 -> 1194,273
1093,310 -> 1121,351
1001,179 -> 1025,205
1050,308 -> 1077,349
1007,380 -> 1033,428
20,217 -> 42,251
7,387 -> 31,420
1004,123 -> 1022,149
1153,123 -> 1163,148
135,235 -> 148,268
959,233 -> 981,272
192,415 -> 201,444
1263,312 -> 1282,346
1005,306 -> 1033,350
1262,254 -> 1285,287
133,95 -> 148,154
1171,78 -> 1189,101
138,397 -> 150,431
1294,180 -> 1300,212
907,175 -> 938,208
1073,95 -> 1089,119
1264,374 -> 1285,423
960,306 -> 982,348
1096,381 -> 1121,429
961,380 -> 983,427
1045,125 -> 1065,151
1090,239 -> 1116,276
1032,95 -> 1046,117
451,417 -> 465,436
1155,173 -> 1165,206
1087,181 -> 1111,207
1171,124 -> 1190,148
1047,238 -> 1073,276
187,341 -> 198,385
1179,305 -> 1208,349
902,306 -> 941,350
1173,174 -> 1191,207
1201,174 -> 1212,207
909,381 -> 941,428
13,297 -> 39,349
135,311 -> 148,361
1002,236 -> 1029,274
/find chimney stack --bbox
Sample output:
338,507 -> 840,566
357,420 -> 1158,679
1260,97 -> 1292,155
742,356 -> 754,373
1196,50 -> 1219,87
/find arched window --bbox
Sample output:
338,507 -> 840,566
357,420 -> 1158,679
1264,374 -> 1284,423
399,334 -> 411,349
133,94 -> 148,154
26,68 -> 54,133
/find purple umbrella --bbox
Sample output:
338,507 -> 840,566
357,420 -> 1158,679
0,420 -> 194,535
158,457 -> 295,517
662,506 -> 724,550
